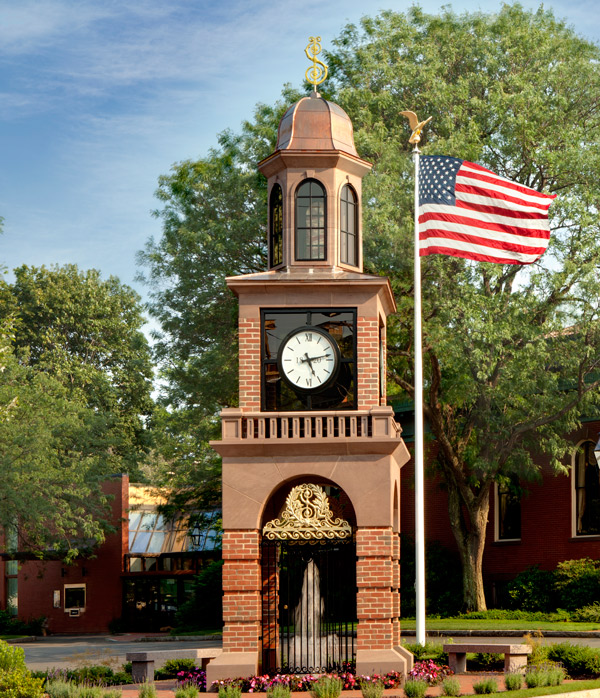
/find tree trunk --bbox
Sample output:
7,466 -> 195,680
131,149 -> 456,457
446,482 -> 490,611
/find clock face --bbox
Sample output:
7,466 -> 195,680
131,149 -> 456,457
277,327 -> 340,392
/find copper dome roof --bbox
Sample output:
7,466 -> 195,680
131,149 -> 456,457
276,92 -> 358,157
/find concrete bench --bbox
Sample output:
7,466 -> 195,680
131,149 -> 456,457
126,648 -> 222,683
443,643 -> 532,674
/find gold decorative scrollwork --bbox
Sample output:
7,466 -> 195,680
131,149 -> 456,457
263,483 -> 352,542
305,36 -> 328,88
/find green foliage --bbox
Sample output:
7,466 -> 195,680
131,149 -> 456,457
175,687 -> 199,698
46,680 -> 79,698
572,603 -> 600,623
400,536 -> 463,616
174,560 -> 223,630
0,265 -> 155,559
402,641 -> 448,664
507,567 -> 557,612
103,691 -> 123,698
546,642 -> 600,677
472,678 -> 498,694
76,687 -> 103,698
403,679 -> 428,698
0,639 -> 27,672
159,658 -> 197,677
441,677 -> 461,697
358,679 -> 384,698
267,686 -> 292,698
504,674 -> 522,691
310,676 -> 344,698
554,558 -> 600,610
470,653 -> 503,671
525,663 -> 565,688
218,685 -> 242,698
0,669 -> 45,698
137,681 -> 158,698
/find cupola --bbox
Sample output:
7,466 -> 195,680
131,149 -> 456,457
258,56 -> 372,273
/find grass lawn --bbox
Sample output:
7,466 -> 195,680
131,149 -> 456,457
475,678 -> 600,697
401,619 -> 600,632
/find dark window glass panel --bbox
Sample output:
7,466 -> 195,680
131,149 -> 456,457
295,179 -> 326,261
65,586 -> 85,608
340,185 -> 358,266
575,441 -> 600,535
269,185 -> 283,267
498,478 -> 521,540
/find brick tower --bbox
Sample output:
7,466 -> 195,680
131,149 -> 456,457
207,85 -> 413,683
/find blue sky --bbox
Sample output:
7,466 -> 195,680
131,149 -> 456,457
1,0 -> 598,317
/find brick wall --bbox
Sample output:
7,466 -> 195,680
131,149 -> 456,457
356,527 -> 400,649
238,318 -> 261,411
222,529 -> 261,652
356,316 -> 381,409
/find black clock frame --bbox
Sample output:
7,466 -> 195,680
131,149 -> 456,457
261,308 -> 357,412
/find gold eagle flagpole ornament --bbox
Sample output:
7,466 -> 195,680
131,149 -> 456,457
400,110 -> 433,145
305,36 -> 328,91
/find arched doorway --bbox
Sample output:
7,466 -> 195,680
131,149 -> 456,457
261,482 -> 357,673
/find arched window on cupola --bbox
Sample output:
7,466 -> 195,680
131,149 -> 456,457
340,184 -> 358,267
269,184 -> 283,268
295,179 -> 326,261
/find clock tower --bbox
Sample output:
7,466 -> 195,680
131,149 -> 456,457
207,68 -> 413,683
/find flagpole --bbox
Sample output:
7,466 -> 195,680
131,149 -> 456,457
412,142 -> 426,646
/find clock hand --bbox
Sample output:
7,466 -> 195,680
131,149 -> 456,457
302,352 -> 316,375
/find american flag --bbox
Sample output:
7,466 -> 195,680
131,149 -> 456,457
418,156 -> 556,264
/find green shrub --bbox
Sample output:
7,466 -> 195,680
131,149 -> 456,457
267,686 -> 292,698
504,673 -> 522,691
311,676 -> 343,698
0,668 -> 45,697
78,687 -> 104,698
507,566 -> 555,612
174,560 -> 223,631
359,679 -> 384,698
441,677 -> 461,696
138,681 -> 158,698
46,680 -> 78,698
70,666 -> 115,684
403,679 -> 428,698
470,652 -> 503,670
218,685 -> 242,698
0,639 -> 27,673
546,642 -> 600,676
472,678 -> 497,694
403,641 -> 448,663
175,687 -> 199,698
103,691 -> 123,698
572,602 -> 600,623
526,662 -> 566,688
160,658 -> 197,677
555,558 -> 600,610
400,535 -> 463,616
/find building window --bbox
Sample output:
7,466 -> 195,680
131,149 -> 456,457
496,477 -> 521,541
64,584 -> 86,612
340,184 -> 358,266
5,560 -> 18,615
269,184 -> 283,267
575,440 -> 600,536
296,179 -> 326,261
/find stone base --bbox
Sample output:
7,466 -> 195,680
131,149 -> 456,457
356,646 -> 413,677
205,651 -> 259,690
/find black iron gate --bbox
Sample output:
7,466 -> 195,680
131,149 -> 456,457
261,539 -> 356,674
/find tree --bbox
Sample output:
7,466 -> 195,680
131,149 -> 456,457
139,6 -> 600,610
0,264 -> 155,559
328,4 -> 600,609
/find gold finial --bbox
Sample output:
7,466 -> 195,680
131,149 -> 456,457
400,110 -> 433,144
305,36 -> 328,90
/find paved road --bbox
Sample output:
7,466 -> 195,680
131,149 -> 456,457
16,632 -> 600,673
18,635 -> 222,672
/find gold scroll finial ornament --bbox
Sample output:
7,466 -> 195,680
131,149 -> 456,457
400,110 -> 433,144
305,36 -> 328,90
263,483 -> 352,543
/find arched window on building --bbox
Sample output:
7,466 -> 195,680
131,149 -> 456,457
296,179 -> 326,261
575,440 -> 600,535
269,184 -> 283,268
340,184 -> 358,266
